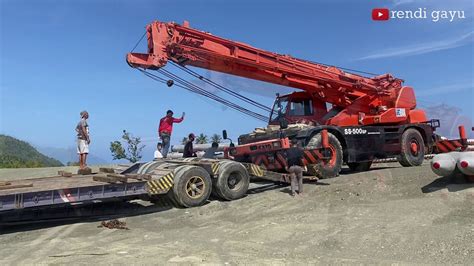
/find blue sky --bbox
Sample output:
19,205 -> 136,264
1,0 -> 473,162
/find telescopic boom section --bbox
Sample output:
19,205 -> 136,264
127,20 -> 426,125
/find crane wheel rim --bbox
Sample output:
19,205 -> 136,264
186,176 -> 206,199
322,145 -> 337,167
410,139 -> 420,156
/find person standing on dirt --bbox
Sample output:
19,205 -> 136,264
158,110 -> 184,158
76,110 -> 90,170
286,139 -> 305,197
183,133 -> 197,158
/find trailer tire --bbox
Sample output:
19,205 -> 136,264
347,161 -> 372,172
399,128 -> 425,167
306,132 -> 343,178
171,165 -> 212,208
213,161 -> 250,201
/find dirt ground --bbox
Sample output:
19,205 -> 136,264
0,162 -> 473,264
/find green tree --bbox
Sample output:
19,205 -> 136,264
211,134 -> 222,144
195,133 -> 208,144
110,130 -> 145,163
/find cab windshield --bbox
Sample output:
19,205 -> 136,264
270,97 -> 313,122
270,97 -> 289,123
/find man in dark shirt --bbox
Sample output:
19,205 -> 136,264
183,133 -> 196,158
286,139 -> 305,197
203,142 -> 219,159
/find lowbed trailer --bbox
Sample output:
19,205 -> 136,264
0,158 -> 291,224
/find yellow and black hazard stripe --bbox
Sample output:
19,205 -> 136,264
146,172 -> 175,195
211,162 -> 220,176
249,164 -> 264,177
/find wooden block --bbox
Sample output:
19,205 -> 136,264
106,173 -> 128,183
141,174 -> 152,181
0,183 -> 33,190
78,167 -> 92,175
125,173 -> 140,180
58,171 -> 72,177
0,181 -> 12,186
99,167 -> 115,174
93,174 -> 117,184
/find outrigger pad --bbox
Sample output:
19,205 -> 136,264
78,167 -> 92,175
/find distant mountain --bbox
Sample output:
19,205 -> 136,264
0,135 -> 63,168
37,146 -> 108,165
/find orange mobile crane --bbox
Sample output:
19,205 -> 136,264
127,20 -> 452,178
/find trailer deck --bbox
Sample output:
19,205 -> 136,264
0,158 -> 291,221
0,172 -> 149,212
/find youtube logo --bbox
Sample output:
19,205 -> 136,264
372,8 -> 389,21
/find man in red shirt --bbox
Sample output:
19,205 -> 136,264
159,110 -> 185,158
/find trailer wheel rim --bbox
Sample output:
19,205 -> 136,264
186,176 -> 206,199
227,172 -> 243,190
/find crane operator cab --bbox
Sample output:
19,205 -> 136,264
269,91 -> 335,127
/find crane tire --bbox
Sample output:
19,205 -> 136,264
306,132 -> 343,178
398,128 -> 425,167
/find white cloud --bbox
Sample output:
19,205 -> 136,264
358,31 -> 473,60
391,0 -> 474,10
392,0 -> 415,7
416,82 -> 473,97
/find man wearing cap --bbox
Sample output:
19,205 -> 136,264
183,133 -> 196,158
158,110 -> 185,158
76,111 -> 90,170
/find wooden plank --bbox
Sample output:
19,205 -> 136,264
0,181 -> 12,186
125,174 -> 152,181
93,174 -> 118,184
99,167 -> 115,174
58,171 -> 73,177
0,183 -> 33,190
106,173 -> 128,183
0,175 -> 144,196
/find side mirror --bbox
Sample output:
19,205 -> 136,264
223,129 -> 234,146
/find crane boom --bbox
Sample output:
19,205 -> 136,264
127,20 -> 427,126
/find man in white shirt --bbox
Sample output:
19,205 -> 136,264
154,142 -> 163,160
76,111 -> 90,170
